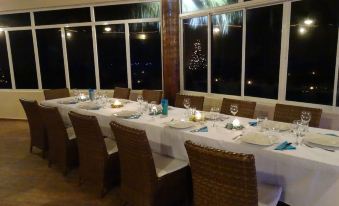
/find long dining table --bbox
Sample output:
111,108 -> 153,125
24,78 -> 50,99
42,97 -> 339,206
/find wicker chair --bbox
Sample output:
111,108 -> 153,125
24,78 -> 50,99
39,105 -> 78,175
113,87 -> 131,99
220,98 -> 256,118
175,94 -> 205,111
68,111 -> 119,197
274,103 -> 322,127
43,88 -> 70,100
19,99 -> 48,158
110,121 -> 191,206
185,141 -> 282,206
142,90 -> 163,104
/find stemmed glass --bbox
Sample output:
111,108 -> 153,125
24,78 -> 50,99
137,95 -> 143,113
301,111 -> 311,132
183,98 -> 191,119
230,104 -> 239,117
210,107 -> 220,127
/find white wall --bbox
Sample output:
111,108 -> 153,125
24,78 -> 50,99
0,0 -> 130,12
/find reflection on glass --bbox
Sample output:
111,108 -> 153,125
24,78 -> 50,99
129,22 -> 162,90
245,5 -> 283,99
0,32 -> 11,88
36,29 -> 66,89
182,0 -> 237,13
286,0 -> 338,105
96,24 -> 128,89
9,30 -> 38,89
95,2 -> 160,21
65,27 -> 96,89
211,11 -> 242,95
183,16 -> 208,92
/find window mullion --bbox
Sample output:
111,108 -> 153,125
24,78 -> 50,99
207,15 -> 211,94
125,23 -> 132,89
278,2 -> 291,102
90,6 -> 100,90
332,29 -> 339,107
61,28 -> 70,89
241,9 -> 246,98
31,12 -> 42,89
5,31 -> 16,89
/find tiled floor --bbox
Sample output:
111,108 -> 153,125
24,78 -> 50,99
0,120 -> 120,206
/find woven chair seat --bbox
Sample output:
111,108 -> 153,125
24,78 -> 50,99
258,183 -> 282,206
104,138 -> 118,155
152,152 -> 188,177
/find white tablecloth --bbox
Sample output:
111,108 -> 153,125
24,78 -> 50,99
42,97 -> 339,206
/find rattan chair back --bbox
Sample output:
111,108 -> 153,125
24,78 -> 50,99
69,112 -> 107,184
110,121 -> 157,205
39,105 -> 70,171
19,99 -> 47,156
274,103 -> 322,127
43,88 -> 70,100
220,98 -> 256,118
175,94 -> 205,111
113,87 -> 131,99
185,141 -> 258,206
142,90 -> 163,104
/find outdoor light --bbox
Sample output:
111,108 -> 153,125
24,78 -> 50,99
66,32 -> 72,37
104,27 -> 112,32
304,19 -> 314,26
213,27 -> 220,33
139,34 -> 147,40
299,27 -> 307,35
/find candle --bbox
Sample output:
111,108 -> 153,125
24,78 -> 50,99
79,93 -> 86,101
195,111 -> 202,121
113,100 -> 122,106
232,119 -> 240,127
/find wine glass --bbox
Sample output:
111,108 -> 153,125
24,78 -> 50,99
183,98 -> 191,119
137,95 -> 143,113
210,107 -> 220,127
230,104 -> 238,117
301,111 -> 311,132
150,101 -> 158,118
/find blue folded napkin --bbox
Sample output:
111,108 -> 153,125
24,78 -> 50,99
198,126 -> 208,132
275,141 -> 296,151
248,121 -> 257,127
125,115 -> 141,119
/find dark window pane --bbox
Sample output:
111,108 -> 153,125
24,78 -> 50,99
211,11 -> 243,95
34,8 -> 91,26
0,32 -> 11,88
129,22 -> 162,90
9,30 -> 38,89
65,27 -> 96,89
182,0 -> 237,13
96,24 -> 127,89
95,2 -> 160,21
183,17 -> 208,92
245,5 -> 283,99
0,13 -> 30,27
287,0 -> 338,105
36,29 -> 66,89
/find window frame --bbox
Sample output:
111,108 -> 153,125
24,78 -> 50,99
0,0 -> 162,90
179,0 -> 339,111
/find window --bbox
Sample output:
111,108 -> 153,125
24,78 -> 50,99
96,24 -> 128,89
287,0 -> 338,105
36,29 -> 66,89
245,5 -> 283,99
65,27 -> 96,89
0,32 -> 11,89
95,2 -> 160,21
9,30 -> 38,89
34,8 -> 91,26
0,13 -> 30,27
129,22 -> 162,90
211,11 -> 243,95
182,0 -> 237,13
183,17 -> 208,92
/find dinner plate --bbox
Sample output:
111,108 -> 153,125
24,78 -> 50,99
262,121 -> 290,132
58,99 -> 78,104
113,110 -> 138,118
303,133 -> 339,148
78,102 -> 101,110
240,132 -> 278,146
166,121 -> 194,129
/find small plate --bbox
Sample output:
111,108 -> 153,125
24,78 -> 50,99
166,121 -> 195,129
304,133 -> 339,148
240,132 -> 278,146
113,110 -> 138,118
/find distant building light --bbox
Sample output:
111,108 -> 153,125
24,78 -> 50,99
247,80 -> 253,85
104,27 -> 111,32
310,86 -> 314,90
215,78 -> 219,82
66,32 -> 72,37
139,34 -> 147,40
299,27 -> 307,35
312,71 -> 316,75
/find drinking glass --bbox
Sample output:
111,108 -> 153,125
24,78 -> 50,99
150,101 -> 158,118
183,98 -> 191,119
210,107 -> 220,127
292,120 -> 302,145
137,95 -> 143,113
301,111 -> 311,132
230,104 -> 238,117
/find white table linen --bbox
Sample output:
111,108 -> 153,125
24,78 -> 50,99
42,97 -> 339,206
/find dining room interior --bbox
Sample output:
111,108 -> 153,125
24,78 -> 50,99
0,0 -> 338,205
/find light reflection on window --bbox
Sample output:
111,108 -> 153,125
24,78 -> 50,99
182,0 -> 237,13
